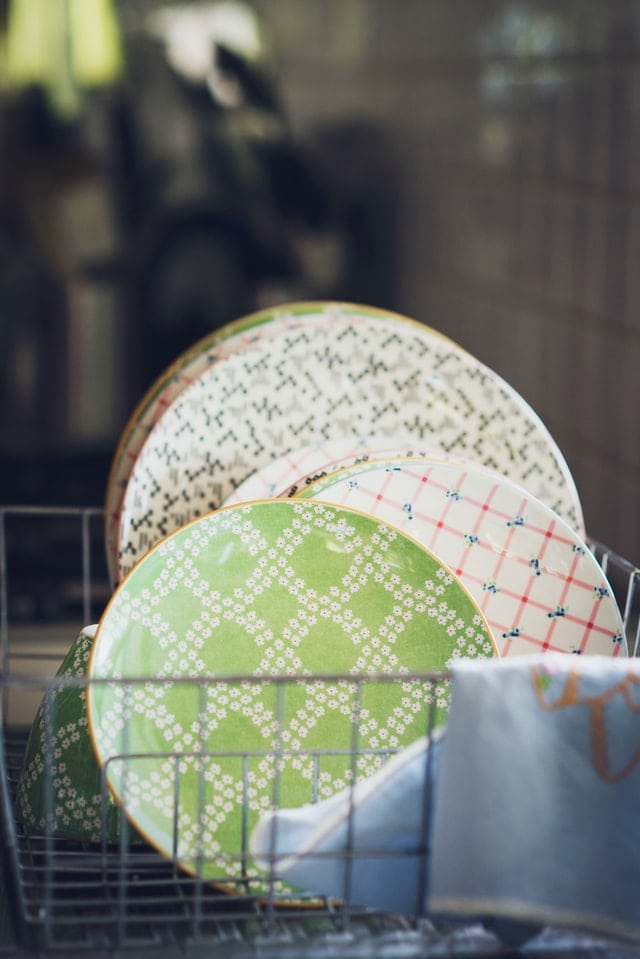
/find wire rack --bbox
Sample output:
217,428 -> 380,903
0,505 -> 639,959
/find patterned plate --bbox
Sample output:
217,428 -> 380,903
88,499 -> 495,889
295,458 -> 626,657
105,301 -> 456,583
223,436 -> 454,505
16,626 -> 129,843
117,307 -> 583,580
104,307 -> 284,584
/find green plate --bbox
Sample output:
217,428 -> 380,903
88,500 -> 495,891
16,626 -> 125,842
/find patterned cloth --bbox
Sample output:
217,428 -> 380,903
429,654 -> 640,944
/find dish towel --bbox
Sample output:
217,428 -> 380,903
250,731 -> 443,914
429,653 -> 640,944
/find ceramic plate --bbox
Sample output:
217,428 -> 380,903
16,626 -> 129,843
117,308 -> 583,579
296,458 -> 626,657
105,301 -> 456,583
104,308 -> 282,584
89,499 -> 495,889
279,445 -> 503,504
223,436 -> 463,505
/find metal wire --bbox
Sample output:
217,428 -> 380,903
0,506 -> 638,957
4,715 -> 440,953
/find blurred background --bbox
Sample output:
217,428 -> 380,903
0,0 -> 638,563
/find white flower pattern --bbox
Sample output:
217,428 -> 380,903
89,501 -> 493,890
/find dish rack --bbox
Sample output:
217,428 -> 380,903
0,505 -> 639,959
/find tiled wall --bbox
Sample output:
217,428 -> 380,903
260,0 -> 640,560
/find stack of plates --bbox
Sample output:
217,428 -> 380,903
19,301 -> 626,892
108,301 -> 585,580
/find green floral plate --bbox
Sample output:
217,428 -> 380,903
88,500 -> 495,892
16,626 -> 126,843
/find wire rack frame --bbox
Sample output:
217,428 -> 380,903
0,505 -> 639,958
2,672 -> 449,954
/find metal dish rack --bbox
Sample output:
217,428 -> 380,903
1,505 -> 639,959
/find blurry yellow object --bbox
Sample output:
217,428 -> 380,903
3,0 -> 123,117
69,0 -> 123,87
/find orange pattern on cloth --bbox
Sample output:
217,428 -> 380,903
532,665 -> 640,783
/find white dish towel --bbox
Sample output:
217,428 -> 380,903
429,653 -> 640,944
250,730 -> 443,915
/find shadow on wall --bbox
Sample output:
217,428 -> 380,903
302,120 -> 400,314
